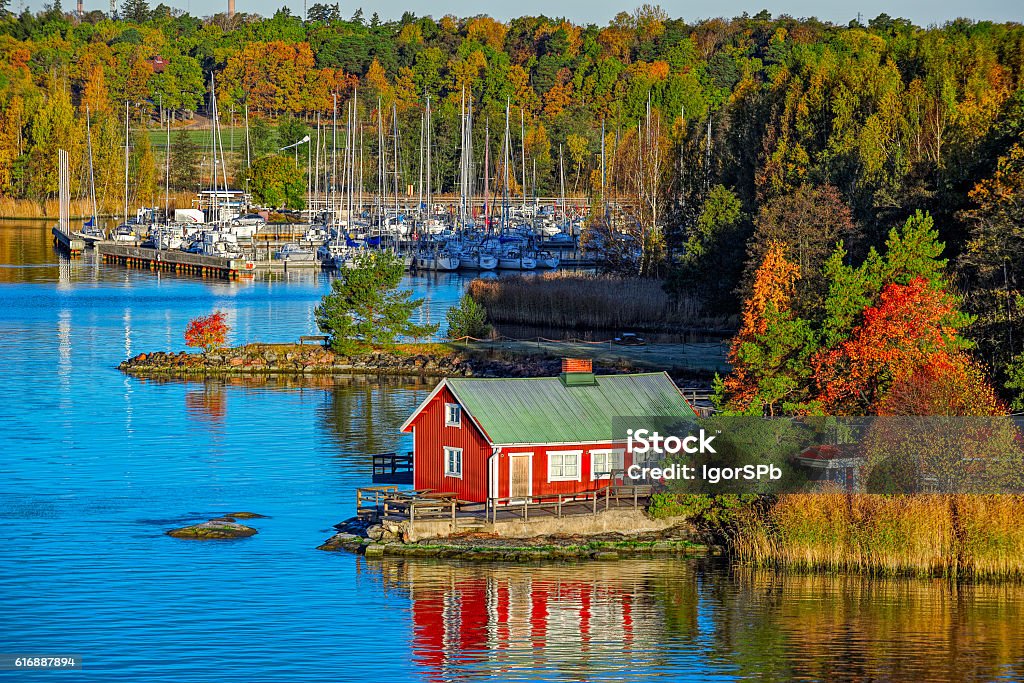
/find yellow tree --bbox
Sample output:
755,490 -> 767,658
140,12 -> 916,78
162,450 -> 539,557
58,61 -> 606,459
132,128 -> 157,208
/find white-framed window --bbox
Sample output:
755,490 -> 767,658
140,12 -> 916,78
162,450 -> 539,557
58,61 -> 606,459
591,449 -> 625,480
444,402 -> 462,427
547,450 -> 582,482
444,446 -> 463,478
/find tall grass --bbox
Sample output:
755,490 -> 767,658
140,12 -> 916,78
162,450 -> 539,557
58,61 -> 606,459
0,191 -> 197,220
733,493 -> 1024,580
468,272 -> 735,332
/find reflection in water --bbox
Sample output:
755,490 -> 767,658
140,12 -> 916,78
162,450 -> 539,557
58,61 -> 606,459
363,559 -> 1024,683
714,570 -> 1024,682
185,382 -> 227,424
318,374 -> 435,458
57,308 -> 71,413
377,560 -> 685,682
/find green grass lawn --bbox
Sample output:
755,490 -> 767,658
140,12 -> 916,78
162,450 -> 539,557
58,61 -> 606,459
149,126 -> 261,151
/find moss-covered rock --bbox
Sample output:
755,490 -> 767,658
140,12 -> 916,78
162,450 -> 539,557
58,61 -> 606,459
167,520 -> 258,539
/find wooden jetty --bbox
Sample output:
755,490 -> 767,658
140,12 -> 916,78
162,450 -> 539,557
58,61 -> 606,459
51,225 -> 85,256
97,243 -> 256,279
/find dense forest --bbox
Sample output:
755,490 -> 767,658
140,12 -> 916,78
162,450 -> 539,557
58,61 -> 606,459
1,2 -> 1023,411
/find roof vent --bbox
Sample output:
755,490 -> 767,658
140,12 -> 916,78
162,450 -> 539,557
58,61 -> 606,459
560,358 -> 597,386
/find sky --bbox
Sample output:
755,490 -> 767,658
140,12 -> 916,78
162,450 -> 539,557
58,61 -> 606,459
28,0 -> 1024,26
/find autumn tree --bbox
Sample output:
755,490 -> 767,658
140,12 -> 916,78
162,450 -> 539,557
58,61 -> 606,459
169,131 -> 200,191
716,241 -> 817,415
185,312 -> 229,352
876,358 -> 1002,417
959,142 -> 1024,386
131,128 -> 157,207
744,184 -> 858,314
812,277 -> 974,414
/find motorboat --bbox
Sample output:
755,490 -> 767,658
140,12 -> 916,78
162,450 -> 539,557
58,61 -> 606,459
276,243 -> 316,262
110,223 -> 139,243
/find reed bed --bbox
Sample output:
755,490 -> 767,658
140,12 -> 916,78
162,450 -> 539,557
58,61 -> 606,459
0,191 -> 197,220
733,493 -> 1024,580
468,272 -> 734,332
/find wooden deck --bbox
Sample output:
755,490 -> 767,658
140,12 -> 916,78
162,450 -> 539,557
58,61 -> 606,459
355,483 -> 654,530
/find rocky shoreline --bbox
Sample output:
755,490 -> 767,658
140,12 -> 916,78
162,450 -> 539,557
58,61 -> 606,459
119,343 -> 571,379
318,516 -> 706,562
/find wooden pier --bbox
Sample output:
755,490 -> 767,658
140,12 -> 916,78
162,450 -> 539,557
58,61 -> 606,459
52,226 -> 85,255
97,243 -> 256,279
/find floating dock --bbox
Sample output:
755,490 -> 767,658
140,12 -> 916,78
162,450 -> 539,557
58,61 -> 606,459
97,243 -> 256,279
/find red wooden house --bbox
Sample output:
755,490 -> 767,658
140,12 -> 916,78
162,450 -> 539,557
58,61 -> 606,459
399,359 -> 697,504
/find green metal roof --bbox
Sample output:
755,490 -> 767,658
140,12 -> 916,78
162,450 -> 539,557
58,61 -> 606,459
446,372 -> 696,446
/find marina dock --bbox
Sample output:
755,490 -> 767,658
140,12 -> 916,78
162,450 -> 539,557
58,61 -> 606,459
97,243 -> 255,279
51,225 -> 85,255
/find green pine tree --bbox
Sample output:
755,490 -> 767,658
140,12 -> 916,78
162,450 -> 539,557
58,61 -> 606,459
315,252 -> 439,354
446,294 -> 492,340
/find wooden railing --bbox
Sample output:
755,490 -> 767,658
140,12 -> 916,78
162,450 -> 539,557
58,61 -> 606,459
371,451 -> 414,484
356,485 -> 399,519
485,484 -> 654,524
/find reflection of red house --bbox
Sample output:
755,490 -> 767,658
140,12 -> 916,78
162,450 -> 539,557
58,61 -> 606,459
411,572 -> 640,680
399,359 -> 697,503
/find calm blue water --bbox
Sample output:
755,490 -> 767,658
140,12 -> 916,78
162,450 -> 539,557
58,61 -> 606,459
1,222 -> 1022,682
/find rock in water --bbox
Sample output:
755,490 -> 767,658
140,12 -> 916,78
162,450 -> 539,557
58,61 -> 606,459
223,511 -> 268,519
167,520 -> 258,539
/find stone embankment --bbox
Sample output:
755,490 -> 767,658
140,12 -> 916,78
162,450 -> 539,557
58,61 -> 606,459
318,516 -> 706,561
119,344 -> 568,378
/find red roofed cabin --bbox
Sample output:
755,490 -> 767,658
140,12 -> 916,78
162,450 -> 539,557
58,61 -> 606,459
399,359 -> 698,504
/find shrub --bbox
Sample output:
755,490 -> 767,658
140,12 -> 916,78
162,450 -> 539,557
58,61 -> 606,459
184,312 -> 229,351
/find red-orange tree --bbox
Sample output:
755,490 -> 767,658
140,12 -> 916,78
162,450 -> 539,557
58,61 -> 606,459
812,277 -> 975,413
184,312 -> 229,352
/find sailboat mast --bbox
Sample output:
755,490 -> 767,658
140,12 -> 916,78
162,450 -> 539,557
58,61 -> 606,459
331,92 -> 338,231
392,102 -> 399,219
164,103 -> 170,219
123,100 -> 129,225
85,106 -> 97,226
425,95 -> 432,228
559,143 -> 565,227
502,99 -> 509,231
520,108 -> 526,210
483,119 -> 489,232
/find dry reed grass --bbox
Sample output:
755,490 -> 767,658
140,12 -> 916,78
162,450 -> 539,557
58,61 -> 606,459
468,272 -> 734,332
0,191 -> 198,220
733,492 -> 1024,580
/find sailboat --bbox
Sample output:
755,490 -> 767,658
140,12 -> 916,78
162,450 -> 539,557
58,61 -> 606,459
77,106 -> 105,242
110,102 -> 140,243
